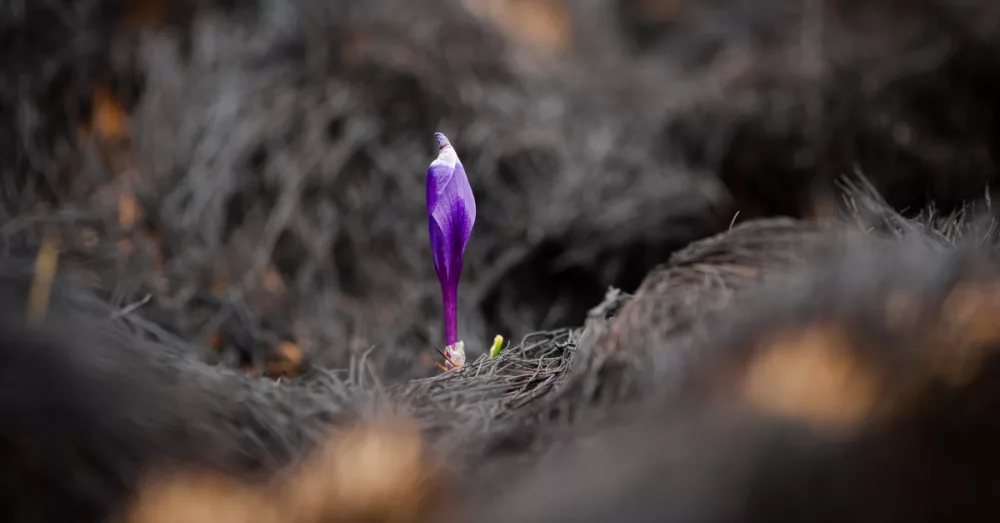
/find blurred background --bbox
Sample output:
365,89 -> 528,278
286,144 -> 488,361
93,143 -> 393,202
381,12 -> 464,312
2,0 -> 999,380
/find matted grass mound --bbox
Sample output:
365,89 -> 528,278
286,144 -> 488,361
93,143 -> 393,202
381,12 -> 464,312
3,187 -> 1000,522
6,0 -> 1000,386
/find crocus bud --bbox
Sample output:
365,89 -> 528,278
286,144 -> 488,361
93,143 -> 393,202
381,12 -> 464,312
427,132 -> 476,369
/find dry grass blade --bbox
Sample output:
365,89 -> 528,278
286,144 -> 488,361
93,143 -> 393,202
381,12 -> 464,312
26,228 -> 61,328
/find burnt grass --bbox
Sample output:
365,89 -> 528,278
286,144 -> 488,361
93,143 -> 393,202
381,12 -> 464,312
4,0 -> 1000,521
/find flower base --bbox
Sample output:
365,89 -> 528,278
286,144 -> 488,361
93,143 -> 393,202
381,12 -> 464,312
443,340 -> 467,370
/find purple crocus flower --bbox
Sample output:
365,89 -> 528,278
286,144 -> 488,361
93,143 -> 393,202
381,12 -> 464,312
427,132 -> 476,369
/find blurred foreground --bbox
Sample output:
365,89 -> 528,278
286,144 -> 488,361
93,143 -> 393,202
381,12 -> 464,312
3,0 -> 1000,521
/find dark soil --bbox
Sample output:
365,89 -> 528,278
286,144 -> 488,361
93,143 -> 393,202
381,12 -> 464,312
4,0 -> 1000,522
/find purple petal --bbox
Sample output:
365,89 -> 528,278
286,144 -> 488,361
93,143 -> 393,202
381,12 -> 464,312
426,132 -> 477,345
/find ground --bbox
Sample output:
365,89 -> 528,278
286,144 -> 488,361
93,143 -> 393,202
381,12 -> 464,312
3,0 -> 1000,522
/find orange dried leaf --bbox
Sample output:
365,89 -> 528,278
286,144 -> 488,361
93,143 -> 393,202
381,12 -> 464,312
277,341 -> 303,365
27,229 -> 61,328
124,419 -> 440,523
118,189 -> 141,231
742,326 -> 879,433
265,342 -> 305,379
92,86 -> 129,142
464,0 -> 573,53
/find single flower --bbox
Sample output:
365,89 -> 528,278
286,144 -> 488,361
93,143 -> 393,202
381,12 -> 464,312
427,132 -> 476,369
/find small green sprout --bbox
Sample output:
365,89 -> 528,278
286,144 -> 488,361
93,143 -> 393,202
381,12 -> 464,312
489,334 -> 505,359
